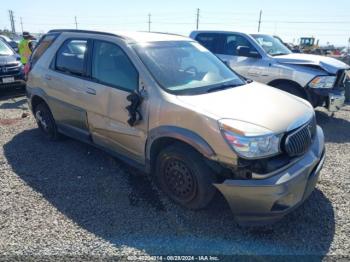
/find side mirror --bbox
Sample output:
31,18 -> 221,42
237,46 -> 261,58
126,90 -> 143,126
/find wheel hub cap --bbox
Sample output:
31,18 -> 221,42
35,111 -> 48,131
164,159 -> 196,201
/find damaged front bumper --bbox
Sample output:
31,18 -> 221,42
214,126 -> 325,225
327,90 -> 345,112
309,88 -> 345,112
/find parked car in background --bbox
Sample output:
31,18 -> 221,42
190,31 -> 349,112
0,34 -> 19,53
26,29 -> 325,225
0,39 -> 25,90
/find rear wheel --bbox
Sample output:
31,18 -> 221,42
34,102 -> 59,141
155,143 -> 216,210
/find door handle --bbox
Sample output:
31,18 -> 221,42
86,88 -> 96,95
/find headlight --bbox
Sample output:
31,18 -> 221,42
219,119 -> 282,159
309,76 -> 336,89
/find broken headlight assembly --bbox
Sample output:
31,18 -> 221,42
219,119 -> 282,159
309,76 -> 336,89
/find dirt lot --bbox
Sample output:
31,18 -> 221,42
0,90 -> 349,260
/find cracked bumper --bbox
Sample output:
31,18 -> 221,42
214,126 -> 325,225
327,91 -> 345,112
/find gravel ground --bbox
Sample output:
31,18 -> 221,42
0,90 -> 349,260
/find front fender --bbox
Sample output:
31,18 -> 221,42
146,126 -> 216,161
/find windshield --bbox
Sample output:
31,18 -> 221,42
0,40 -> 14,56
251,34 -> 291,56
133,41 -> 245,94
0,35 -> 11,42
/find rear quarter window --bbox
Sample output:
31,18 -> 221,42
55,39 -> 88,77
31,33 -> 60,66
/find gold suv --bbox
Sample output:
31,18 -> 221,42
26,30 -> 325,225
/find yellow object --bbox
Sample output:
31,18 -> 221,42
18,39 -> 32,64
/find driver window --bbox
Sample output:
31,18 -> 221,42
221,34 -> 255,56
92,40 -> 138,92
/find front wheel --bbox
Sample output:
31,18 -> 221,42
155,143 -> 216,210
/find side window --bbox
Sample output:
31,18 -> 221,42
92,41 -> 138,92
221,34 -> 255,56
55,39 -> 88,76
31,33 -> 59,66
195,33 -> 222,53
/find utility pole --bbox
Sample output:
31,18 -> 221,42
74,16 -> 78,29
8,10 -> 16,36
148,13 -> 151,32
258,10 -> 262,32
196,8 -> 200,30
20,17 -> 24,34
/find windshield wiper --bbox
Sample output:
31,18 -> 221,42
206,83 -> 242,93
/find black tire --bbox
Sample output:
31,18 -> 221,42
34,102 -> 59,141
273,82 -> 307,100
155,143 -> 216,210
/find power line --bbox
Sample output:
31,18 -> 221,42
8,10 -> 16,35
20,17 -> 23,33
196,8 -> 200,30
148,13 -> 151,32
263,20 -> 350,24
258,10 -> 262,32
74,16 -> 78,29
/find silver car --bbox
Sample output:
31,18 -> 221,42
190,31 -> 349,112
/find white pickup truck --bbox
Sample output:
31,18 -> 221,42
190,31 -> 349,112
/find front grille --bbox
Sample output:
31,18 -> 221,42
0,63 -> 21,76
283,116 -> 316,157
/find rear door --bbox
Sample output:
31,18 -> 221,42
45,37 -> 109,140
87,39 -> 148,163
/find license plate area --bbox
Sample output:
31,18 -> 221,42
1,77 -> 15,84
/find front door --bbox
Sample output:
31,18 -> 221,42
216,34 -> 266,82
87,40 -> 148,163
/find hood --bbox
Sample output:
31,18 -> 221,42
274,53 -> 350,74
0,54 -> 19,65
177,82 -> 314,133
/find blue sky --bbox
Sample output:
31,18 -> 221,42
1,0 -> 350,46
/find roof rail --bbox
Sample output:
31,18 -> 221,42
47,29 -> 124,39
139,31 -> 185,37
